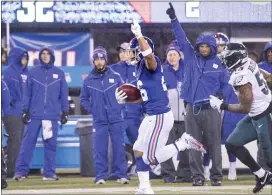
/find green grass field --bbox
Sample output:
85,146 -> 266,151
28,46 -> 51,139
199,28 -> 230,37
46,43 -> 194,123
3,174 -> 272,194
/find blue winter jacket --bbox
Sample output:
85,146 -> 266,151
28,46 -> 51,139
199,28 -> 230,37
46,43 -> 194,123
80,67 -> 124,124
110,61 -> 143,119
23,47 -> 69,120
2,48 -> 28,116
171,19 -> 229,104
1,80 -> 10,114
258,42 -> 272,73
163,61 -> 184,87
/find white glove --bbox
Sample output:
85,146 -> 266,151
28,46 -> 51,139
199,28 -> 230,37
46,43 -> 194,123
209,95 -> 223,110
131,19 -> 143,39
115,88 -> 127,104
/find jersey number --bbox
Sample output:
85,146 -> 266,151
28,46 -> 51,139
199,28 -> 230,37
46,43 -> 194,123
255,71 -> 269,95
137,76 -> 167,101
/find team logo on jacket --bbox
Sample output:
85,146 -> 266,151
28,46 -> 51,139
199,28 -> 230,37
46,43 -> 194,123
213,63 -> 218,69
109,78 -> 115,83
21,74 -> 27,83
53,74 -> 59,79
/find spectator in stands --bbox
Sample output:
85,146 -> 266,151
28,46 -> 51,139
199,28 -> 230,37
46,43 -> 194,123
14,47 -> 69,181
2,48 -> 29,178
111,42 -> 144,176
1,80 -> 10,189
161,43 -> 192,183
1,48 -> 7,66
80,46 -> 129,184
116,42 -> 130,62
166,3 -> 229,186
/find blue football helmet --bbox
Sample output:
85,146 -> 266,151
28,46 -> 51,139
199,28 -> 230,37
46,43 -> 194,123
128,36 -> 154,65
214,32 -> 229,45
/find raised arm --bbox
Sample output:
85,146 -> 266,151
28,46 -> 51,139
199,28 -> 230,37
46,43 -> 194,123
166,3 -> 195,59
131,20 -> 157,71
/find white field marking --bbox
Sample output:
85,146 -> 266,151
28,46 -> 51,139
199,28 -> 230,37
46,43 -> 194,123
2,185 -> 272,194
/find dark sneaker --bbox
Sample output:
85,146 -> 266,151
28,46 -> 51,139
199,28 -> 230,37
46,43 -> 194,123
211,180 -> 222,186
43,175 -> 59,181
13,175 -> 26,181
1,179 -> 7,189
163,176 -> 175,183
253,171 -> 272,193
192,179 -> 204,186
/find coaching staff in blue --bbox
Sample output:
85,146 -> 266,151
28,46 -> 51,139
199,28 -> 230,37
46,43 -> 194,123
14,47 -> 69,181
2,48 -> 29,178
80,46 -> 129,185
166,3 -> 229,186
111,44 -> 143,146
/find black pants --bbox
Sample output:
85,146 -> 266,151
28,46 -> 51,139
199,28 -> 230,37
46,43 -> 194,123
3,115 -> 24,177
161,121 -> 192,180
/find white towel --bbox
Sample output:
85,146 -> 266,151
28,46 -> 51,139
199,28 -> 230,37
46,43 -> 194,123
42,120 -> 53,140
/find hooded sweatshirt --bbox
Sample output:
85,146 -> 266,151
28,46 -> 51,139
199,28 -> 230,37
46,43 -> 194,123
171,19 -> 229,104
23,47 -> 69,120
258,41 -> 272,73
2,47 -> 28,116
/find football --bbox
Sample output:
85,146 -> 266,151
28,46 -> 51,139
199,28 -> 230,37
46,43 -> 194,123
118,84 -> 141,101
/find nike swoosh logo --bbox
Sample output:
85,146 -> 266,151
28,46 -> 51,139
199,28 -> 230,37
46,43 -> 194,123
260,173 -> 268,185
258,124 -> 263,128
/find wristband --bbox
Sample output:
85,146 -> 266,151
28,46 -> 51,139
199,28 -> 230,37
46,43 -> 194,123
141,48 -> 152,57
136,33 -> 143,39
220,103 -> 229,110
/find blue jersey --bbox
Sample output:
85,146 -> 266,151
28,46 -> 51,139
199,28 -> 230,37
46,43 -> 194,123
136,55 -> 170,115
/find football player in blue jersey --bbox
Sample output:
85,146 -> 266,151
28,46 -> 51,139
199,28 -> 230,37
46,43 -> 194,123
115,20 -> 206,194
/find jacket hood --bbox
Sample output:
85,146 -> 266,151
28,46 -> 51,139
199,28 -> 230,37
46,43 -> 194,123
8,47 -> 29,72
263,41 -> 272,62
195,32 -> 217,57
39,47 -> 55,67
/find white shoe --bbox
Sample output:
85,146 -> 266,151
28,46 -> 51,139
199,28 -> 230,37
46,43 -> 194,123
42,175 -> 59,181
228,169 -> 237,180
135,188 -> 154,194
96,179 -> 106,184
117,178 -> 129,184
204,166 -> 210,181
150,164 -> 161,176
176,133 -> 207,153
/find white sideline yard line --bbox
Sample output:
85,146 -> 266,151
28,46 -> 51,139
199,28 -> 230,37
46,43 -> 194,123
2,185 -> 272,194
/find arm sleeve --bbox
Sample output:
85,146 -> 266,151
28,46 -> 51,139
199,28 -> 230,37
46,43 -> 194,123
60,72 -> 69,113
80,80 -> 92,114
1,80 -> 10,113
171,19 -> 195,60
23,74 -> 32,111
117,74 -> 125,87
3,74 -> 18,105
